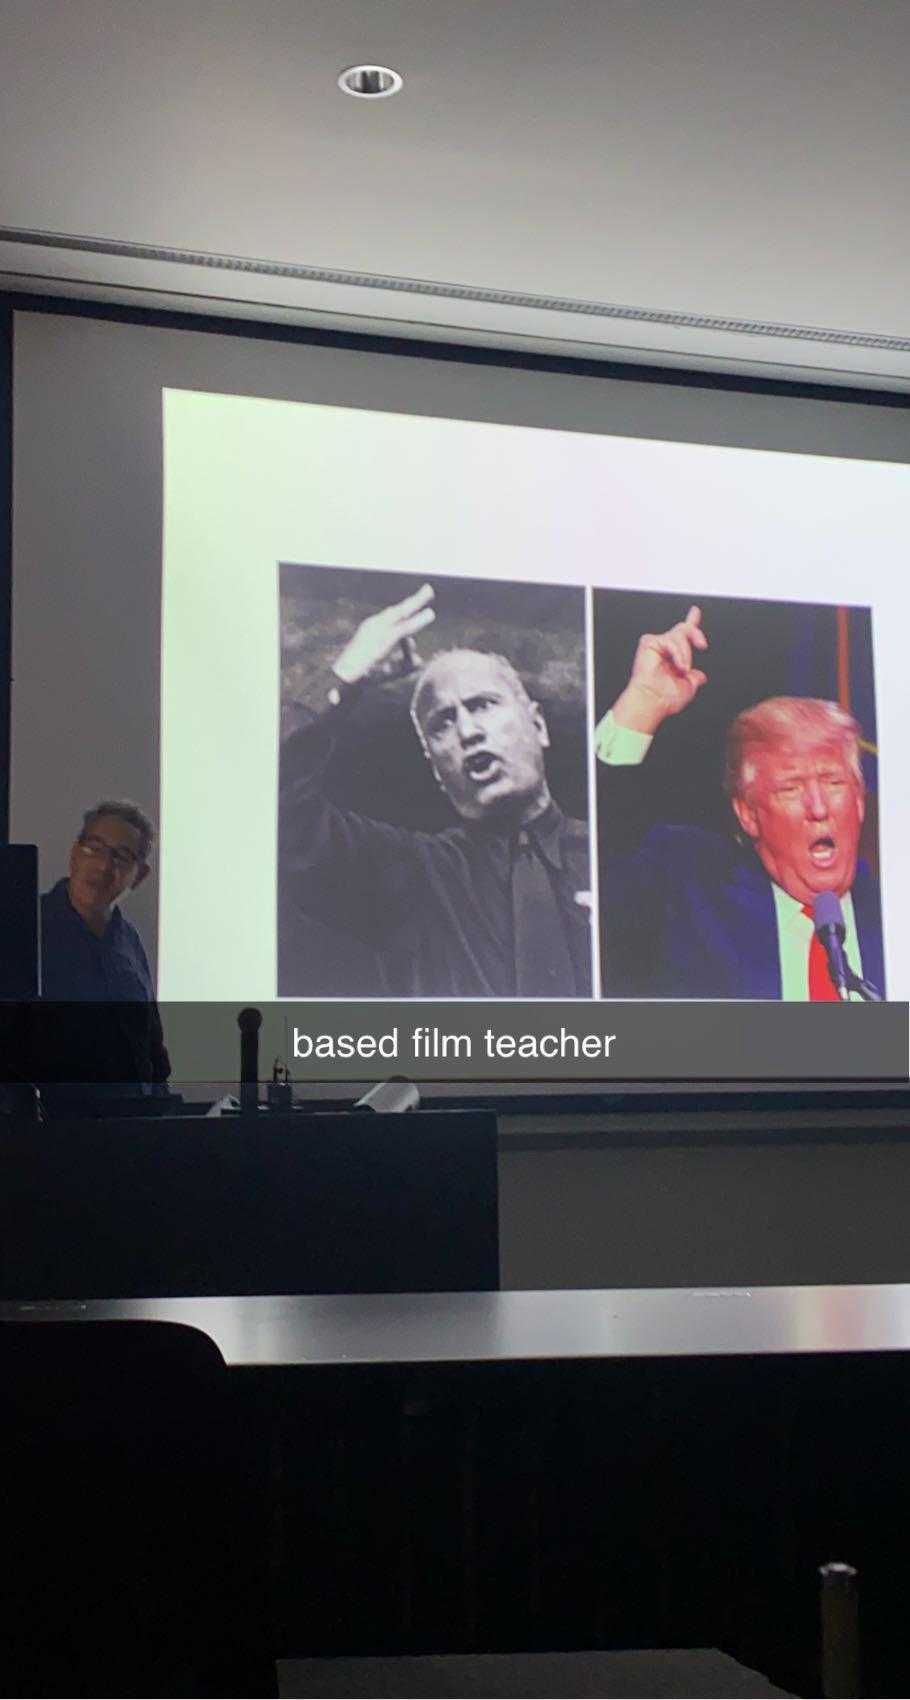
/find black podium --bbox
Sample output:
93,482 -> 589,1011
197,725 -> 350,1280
0,1111 -> 499,1299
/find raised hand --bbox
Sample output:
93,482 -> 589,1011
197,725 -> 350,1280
611,605 -> 709,736
333,582 -> 436,685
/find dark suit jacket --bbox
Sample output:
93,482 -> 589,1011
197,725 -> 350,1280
601,825 -> 885,1000
278,711 -> 591,998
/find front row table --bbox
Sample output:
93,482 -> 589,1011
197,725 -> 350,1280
7,1282 -> 910,1364
6,1284 -> 910,1696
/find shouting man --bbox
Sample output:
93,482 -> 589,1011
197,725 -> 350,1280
279,583 -> 592,998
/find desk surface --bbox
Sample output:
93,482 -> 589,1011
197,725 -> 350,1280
5,1283 -> 910,1367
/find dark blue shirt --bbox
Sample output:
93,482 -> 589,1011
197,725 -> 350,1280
38,880 -> 169,1084
41,879 -> 155,1002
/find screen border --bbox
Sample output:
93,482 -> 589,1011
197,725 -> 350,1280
4,288 -> 908,1102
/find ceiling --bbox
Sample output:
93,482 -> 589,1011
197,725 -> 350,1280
2,0 -> 909,387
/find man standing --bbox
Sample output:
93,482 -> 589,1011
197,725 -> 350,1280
279,583 -> 592,998
595,605 -> 884,999
40,801 -> 170,1087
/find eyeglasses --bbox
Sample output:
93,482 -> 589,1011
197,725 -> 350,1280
77,834 -> 140,873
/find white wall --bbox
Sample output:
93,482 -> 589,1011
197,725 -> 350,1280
500,1122 -> 910,1287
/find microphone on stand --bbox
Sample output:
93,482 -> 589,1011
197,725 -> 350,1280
812,891 -> 850,1001
237,1007 -> 262,1114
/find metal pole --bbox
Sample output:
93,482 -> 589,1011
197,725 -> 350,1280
820,1561 -> 860,1699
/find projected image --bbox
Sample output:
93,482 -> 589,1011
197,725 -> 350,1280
277,565 -> 592,998
594,591 -> 884,1001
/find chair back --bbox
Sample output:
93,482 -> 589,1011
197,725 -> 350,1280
1,1318 -> 273,1697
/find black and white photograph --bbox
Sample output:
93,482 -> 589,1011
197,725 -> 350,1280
277,564 -> 592,998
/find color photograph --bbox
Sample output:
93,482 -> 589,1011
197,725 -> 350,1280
593,590 -> 883,1001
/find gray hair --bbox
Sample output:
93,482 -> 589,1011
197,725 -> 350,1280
409,648 -> 532,751
725,697 -> 863,799
80,799 -> 156,862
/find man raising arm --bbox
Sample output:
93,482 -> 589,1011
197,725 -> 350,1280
594,606 -> 883,1001
279,582 -> 592,998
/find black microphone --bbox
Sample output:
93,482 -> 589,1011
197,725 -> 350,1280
812,891 -> 849,1000
237,1007 -> 262,1114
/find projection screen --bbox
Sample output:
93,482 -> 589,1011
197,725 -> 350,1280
9,307 -> 910,1084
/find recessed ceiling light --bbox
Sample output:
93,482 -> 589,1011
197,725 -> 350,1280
338,64 -> 403,99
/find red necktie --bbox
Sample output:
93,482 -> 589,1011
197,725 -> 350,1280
801,904 -> 840,1001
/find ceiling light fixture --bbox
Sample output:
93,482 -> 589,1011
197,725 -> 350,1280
338,64 -> 403,99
